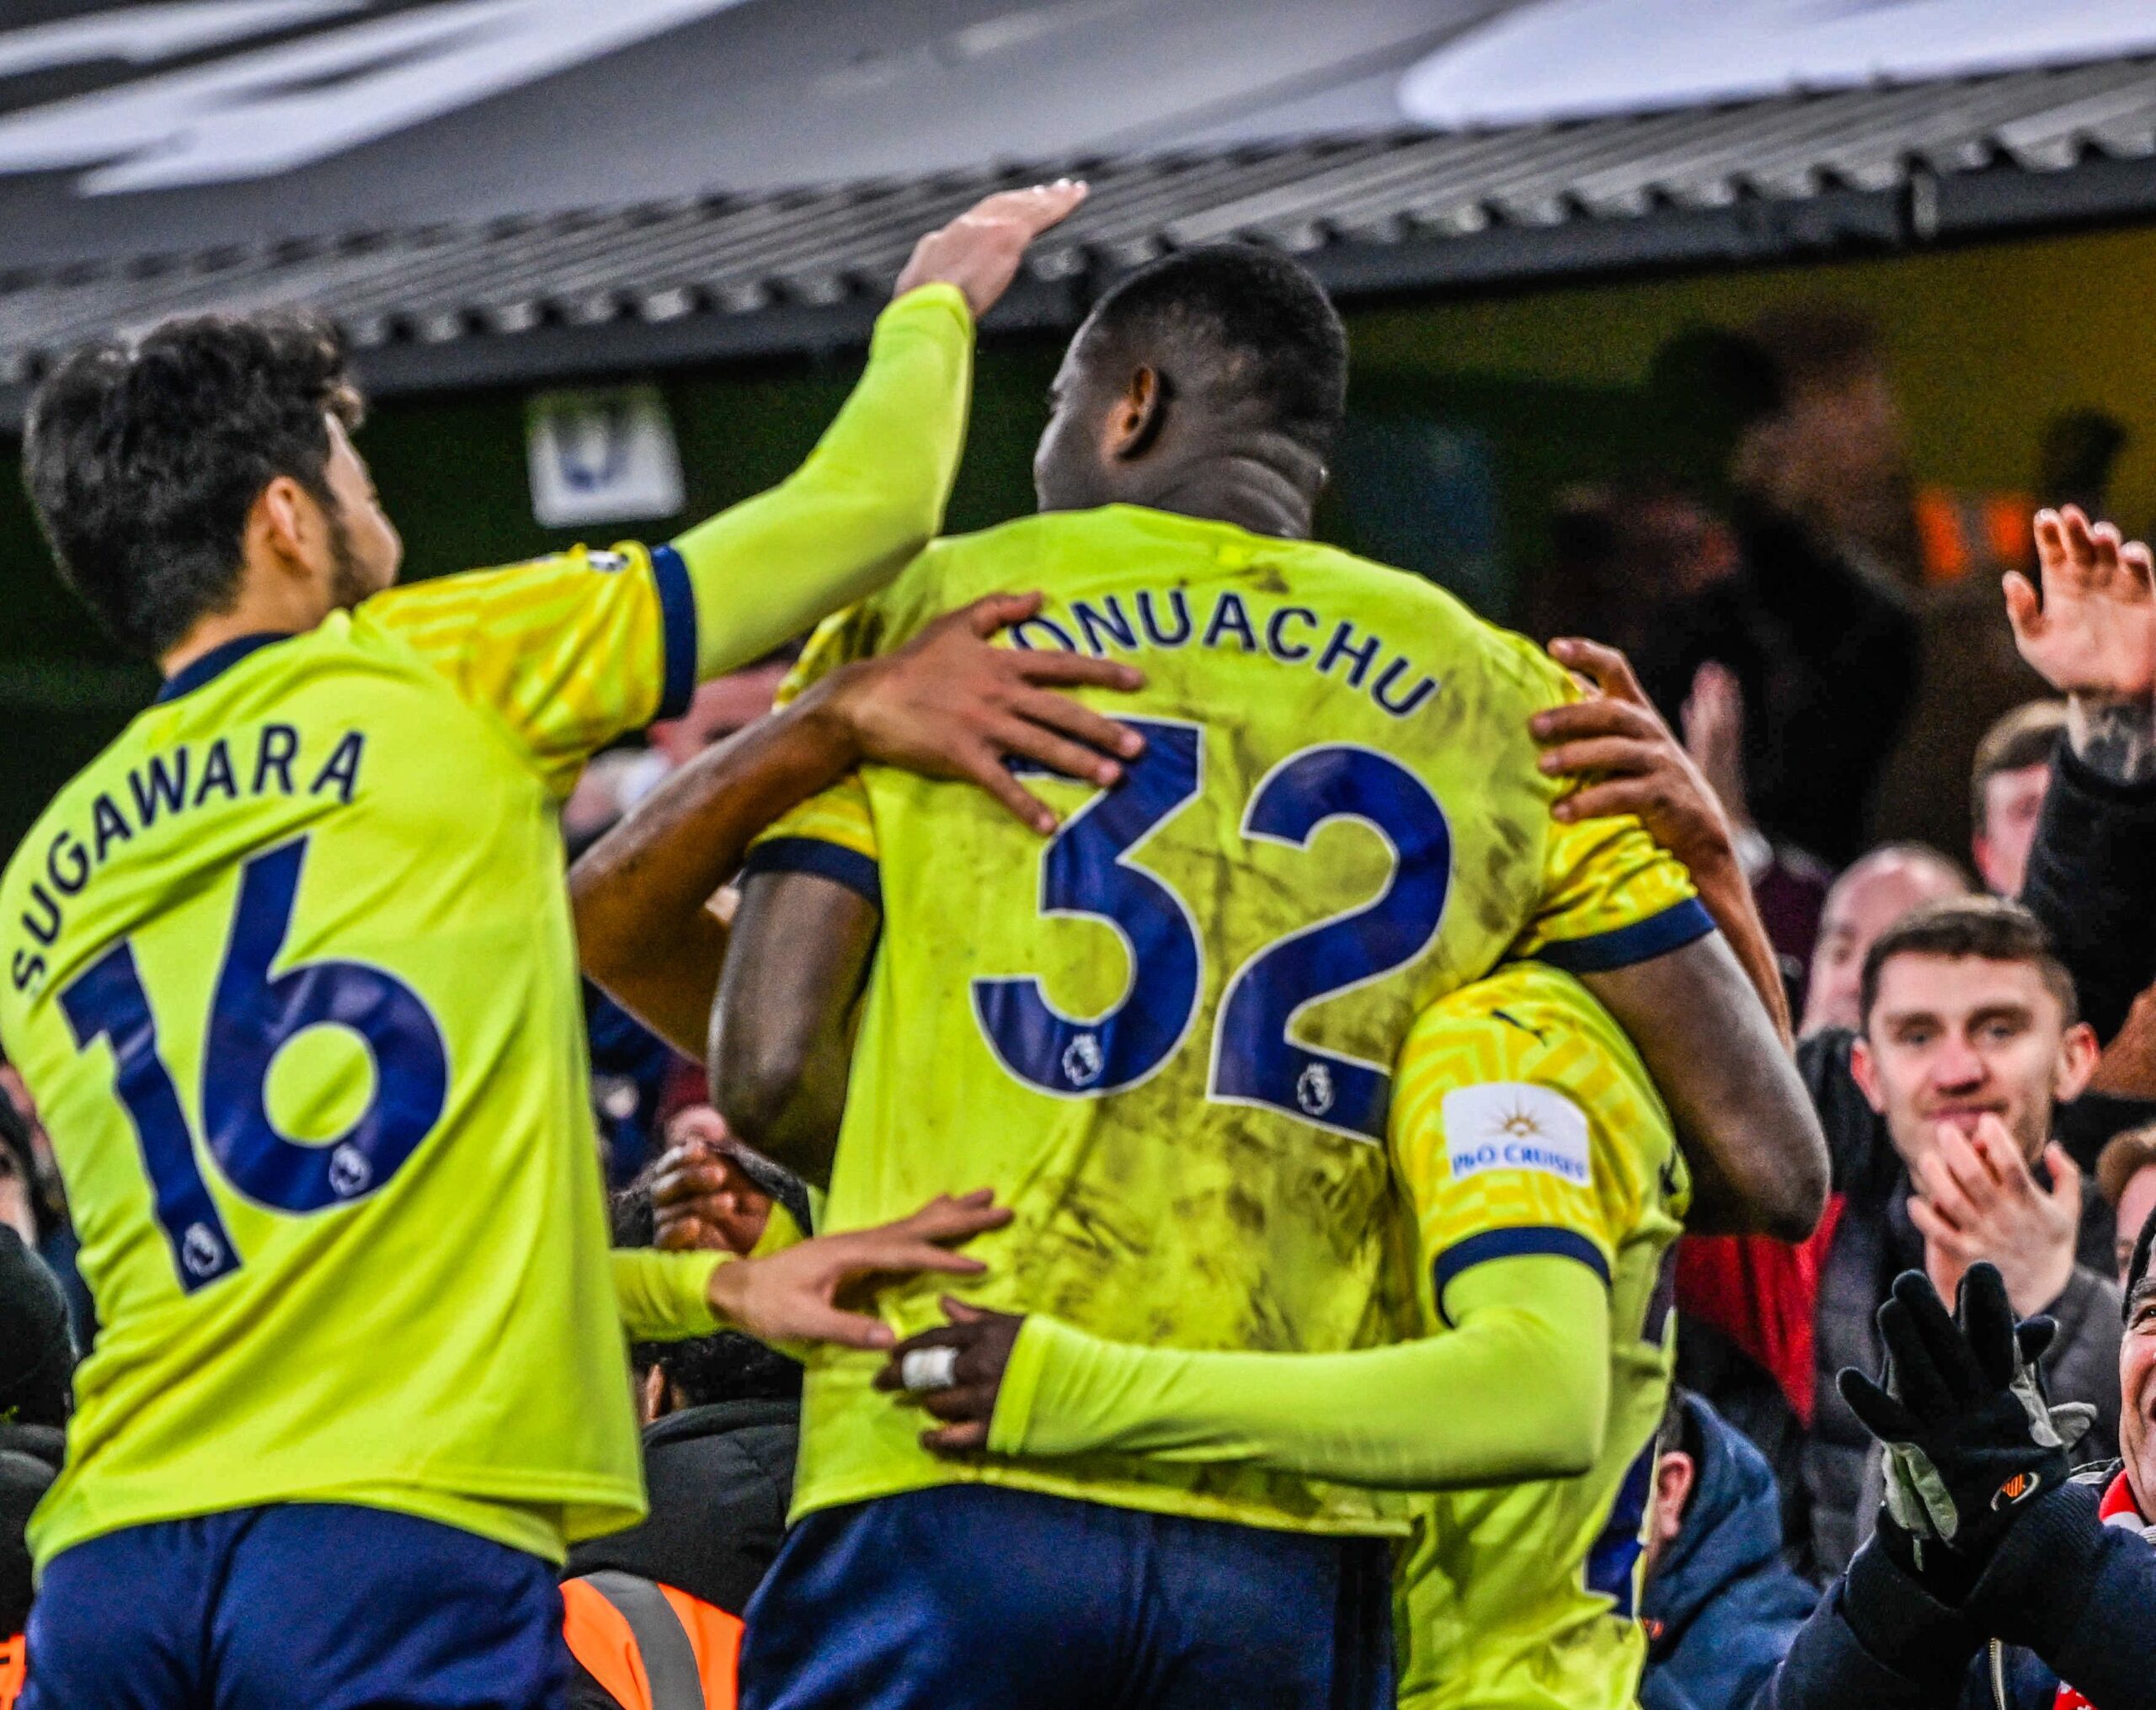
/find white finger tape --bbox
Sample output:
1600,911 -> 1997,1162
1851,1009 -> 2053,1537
901,1345 -> 960,1393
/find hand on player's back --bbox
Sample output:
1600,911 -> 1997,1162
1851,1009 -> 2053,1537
706,1191 -> 1013,1351
816,592 -> 1145,836
874,1298 -> 1027,1453
1530,637 -> 1737,876
894,181 -> 1088,318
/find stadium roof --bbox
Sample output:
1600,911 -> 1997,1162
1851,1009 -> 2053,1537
4,51 -> 2156,417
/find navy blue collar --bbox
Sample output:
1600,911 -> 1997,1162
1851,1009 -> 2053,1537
155,631 -> 296,704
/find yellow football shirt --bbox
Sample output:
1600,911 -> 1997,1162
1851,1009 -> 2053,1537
743,504 -> 1710,1537
1390,962 -> 1689,1710
0,276 -> 979,1574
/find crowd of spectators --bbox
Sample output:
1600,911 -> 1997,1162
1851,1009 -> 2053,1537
6,290 -> 2156,1710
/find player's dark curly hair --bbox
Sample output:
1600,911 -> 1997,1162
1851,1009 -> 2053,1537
22,312 -> 362,658
1081,244 -> 1348,461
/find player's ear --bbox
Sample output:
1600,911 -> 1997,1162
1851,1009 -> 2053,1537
1102,365 -> 1166,464
248,475 -> 313,568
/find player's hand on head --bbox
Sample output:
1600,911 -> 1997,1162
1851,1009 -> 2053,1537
649,1136 -> 750,1253
819,592 -> 1145,836
648,1128 -> 782,1255
1530,637 -> 1736,871
894,181 -> 1088,318
874,1297 -> 1026,1455
2009,506 -> 2156,702
707,1190 -> 1012,1350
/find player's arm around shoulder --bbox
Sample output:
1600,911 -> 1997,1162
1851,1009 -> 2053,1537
1515,639 -> 1826,1241
573,593 -> 1141,1073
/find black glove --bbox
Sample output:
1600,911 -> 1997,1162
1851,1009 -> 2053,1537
1837,1265 -> 2093,1587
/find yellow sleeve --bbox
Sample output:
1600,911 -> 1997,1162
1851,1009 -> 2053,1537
611,1248 -> 725,1341
1504,644 -> 1715,972
368,542 -> 686,796
1390,1003 -> 1635,1326
665,284 -> 972,679
750,1199 -> 812,1257
986,1260 -> 1609,1489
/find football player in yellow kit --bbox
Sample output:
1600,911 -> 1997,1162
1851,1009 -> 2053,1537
890,962 -> 1688,1710
864,640 -> 1801,1710
2,187 -> 1142,1710
579,245 -> 1825,1709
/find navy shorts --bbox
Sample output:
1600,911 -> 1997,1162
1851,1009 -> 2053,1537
22,1503 -> 568,1710
739,1484 -> 1394,1710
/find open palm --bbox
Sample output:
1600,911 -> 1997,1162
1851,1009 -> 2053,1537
2006,506 -> 2156,701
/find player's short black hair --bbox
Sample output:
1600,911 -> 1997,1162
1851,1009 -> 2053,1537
22,312 -> 362,658
1858,897 -> 2077,1029
1081,245 -> 1348,461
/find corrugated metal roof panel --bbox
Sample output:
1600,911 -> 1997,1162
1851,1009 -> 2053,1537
4,55 -> 2156,399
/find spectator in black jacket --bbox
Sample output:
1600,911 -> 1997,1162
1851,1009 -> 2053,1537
1641,1390 -> 1817,1710
2013,509 -> 2156,1175
2011,509 -> 2156,1040
1762,1238 -> 2156,1710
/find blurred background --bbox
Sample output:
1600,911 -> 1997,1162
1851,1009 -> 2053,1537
7,0 -> 2156,868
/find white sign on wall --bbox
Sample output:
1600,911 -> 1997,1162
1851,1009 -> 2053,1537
526,386 -> 685,529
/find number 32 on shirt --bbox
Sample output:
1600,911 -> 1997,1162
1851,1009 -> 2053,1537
975,717 -> 1450,1143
